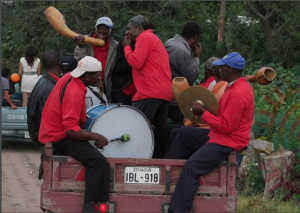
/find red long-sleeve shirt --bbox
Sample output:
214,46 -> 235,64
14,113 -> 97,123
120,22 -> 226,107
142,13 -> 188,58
39,73 -> 87,143
202,77 -> 254,151
124,30 -> 173,102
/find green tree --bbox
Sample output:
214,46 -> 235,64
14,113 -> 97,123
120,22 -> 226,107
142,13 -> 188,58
243,1 -> 300,68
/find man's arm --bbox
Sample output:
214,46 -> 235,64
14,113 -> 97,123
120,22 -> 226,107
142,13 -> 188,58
124,35 -> 151,70
65,129 -> 108,148
202,94 -> 245,133
62,92 -> 108,148
4,90 -> 17,109
74,35 -> 90,61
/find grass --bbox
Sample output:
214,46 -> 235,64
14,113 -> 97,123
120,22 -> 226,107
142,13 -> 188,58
238,193 -> 300,212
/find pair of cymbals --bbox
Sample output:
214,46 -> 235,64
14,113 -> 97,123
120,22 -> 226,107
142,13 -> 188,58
178,85 -> 219,123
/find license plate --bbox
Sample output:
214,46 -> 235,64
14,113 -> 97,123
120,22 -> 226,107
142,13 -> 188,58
24,131 -> 30,139
125,167 -> 160,184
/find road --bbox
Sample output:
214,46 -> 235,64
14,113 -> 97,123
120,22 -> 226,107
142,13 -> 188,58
2,142 -> 43,212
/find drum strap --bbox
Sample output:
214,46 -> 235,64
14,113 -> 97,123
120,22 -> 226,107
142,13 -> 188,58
87,86 -> 107,105
60,77 -> 73,104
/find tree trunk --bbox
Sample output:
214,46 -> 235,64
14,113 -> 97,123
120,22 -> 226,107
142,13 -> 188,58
261,20 -> 272,43
217,1 -> 226,42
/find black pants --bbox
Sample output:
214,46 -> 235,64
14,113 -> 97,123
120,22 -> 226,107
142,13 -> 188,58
111,90 -> 132,105
167,104 -> 184,123
165,127 -> 233,212
163,123 -> 182,156
53,137 -> 109,202
132,98 -> 169,158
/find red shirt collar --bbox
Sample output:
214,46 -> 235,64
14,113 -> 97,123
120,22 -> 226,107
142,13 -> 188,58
48,72 -> 60,82
139,29 -> 153,37
143,29 -> 153,34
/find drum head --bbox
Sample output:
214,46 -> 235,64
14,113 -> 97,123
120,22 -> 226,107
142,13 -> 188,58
88,105 -> 154,159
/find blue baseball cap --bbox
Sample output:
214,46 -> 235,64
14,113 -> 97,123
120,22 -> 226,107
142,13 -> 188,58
213,52 -> 245,70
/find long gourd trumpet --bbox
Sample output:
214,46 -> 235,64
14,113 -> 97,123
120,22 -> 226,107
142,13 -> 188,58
45,6 -> 105,47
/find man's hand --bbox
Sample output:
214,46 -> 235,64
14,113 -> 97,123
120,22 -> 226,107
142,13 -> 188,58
74,35 -> 86,48
95,134 -> 108,149
11,104 -> 17,110
191,102 -> 206,115
192,43 -> 202,58
122,35 -> 131,47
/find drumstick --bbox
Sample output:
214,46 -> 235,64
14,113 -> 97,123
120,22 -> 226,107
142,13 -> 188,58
108,134 -> 131,142
94,134 -> 130,149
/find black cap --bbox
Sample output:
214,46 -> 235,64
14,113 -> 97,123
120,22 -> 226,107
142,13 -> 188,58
60,56 -> 78,74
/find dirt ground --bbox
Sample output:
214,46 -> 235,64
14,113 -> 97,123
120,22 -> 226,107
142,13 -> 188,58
2,142 -> 43,212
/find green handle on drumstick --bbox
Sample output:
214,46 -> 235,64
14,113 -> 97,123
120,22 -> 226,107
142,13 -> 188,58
108,134 -> 130,142
121,134 -> 130,142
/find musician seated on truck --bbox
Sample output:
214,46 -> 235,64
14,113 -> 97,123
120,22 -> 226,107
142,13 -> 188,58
39,56 -> 110,213
166,52 -> 254,212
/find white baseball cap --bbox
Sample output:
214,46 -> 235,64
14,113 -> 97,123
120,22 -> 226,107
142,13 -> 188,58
95,17 -> 113,28
71,56 -> 102,78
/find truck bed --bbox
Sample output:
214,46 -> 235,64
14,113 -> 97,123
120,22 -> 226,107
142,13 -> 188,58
41,143 -> 237,212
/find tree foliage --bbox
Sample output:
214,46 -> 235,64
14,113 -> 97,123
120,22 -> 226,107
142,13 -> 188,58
2,1 -> 300,154
2,1 -> 300,70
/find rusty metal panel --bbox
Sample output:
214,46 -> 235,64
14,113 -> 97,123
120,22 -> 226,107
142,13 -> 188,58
41,191 -> 84,212
109,194 -> 236,212
59,164 -> 83,181
41,191 -> 236,212
41,146 -> 237,212
52,161 -> 61,182
48,156 -> 230,195
51,181 -> 85,191
110,159 -> 227,195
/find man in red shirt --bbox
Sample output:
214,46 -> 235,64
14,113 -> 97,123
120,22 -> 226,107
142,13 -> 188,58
123,15 -> 173,158
39,56 -> 109,213
74,17 -> 118,102
166,52 -> 254,212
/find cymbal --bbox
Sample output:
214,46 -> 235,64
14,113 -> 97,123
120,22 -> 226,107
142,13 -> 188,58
178,86 -> 219,123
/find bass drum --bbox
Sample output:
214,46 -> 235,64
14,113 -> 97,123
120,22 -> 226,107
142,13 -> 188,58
85,86 -> 107,109
85,104 -> 154,159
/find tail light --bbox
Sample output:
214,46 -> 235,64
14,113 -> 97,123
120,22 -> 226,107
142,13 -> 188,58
96,201 -> 116,213
100,203 -> 107,212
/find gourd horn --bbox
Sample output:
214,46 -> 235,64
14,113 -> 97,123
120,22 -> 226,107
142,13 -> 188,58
246,67 -> 276,85
172,77 -> 189,103
45,6 -> 105,47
